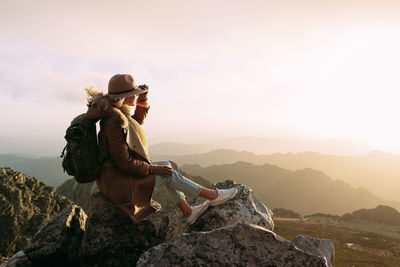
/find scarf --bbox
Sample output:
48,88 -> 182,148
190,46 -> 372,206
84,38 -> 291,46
120,104 -> 150,162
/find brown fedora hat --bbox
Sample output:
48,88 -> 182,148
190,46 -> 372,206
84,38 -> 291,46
108,74 -> 148,98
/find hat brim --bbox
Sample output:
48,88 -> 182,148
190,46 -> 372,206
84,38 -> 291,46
108,87 -> 148,98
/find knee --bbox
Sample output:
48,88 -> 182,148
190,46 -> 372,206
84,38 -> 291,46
157,160 -> 171,167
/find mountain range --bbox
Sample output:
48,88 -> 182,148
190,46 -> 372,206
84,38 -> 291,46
181,161 -> 400,216
2,139 -> 399,214
149,136 -> 371,156
152,148 -> 400,202
0,154 -> 69,188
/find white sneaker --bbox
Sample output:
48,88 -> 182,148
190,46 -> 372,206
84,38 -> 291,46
209,187 -> 238,207
186,200 -> 209,225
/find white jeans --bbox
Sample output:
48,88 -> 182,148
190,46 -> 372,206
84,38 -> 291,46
152,160 -> 202,204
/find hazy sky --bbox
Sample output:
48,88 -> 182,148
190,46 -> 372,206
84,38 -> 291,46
1,0 -> 400,156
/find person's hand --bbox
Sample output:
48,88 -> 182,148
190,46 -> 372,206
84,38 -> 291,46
137,85 -> 148,102
151,165 -> 172,177
138,84 -> 149,91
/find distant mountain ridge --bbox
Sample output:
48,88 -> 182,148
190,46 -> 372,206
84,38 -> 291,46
153,149 -> 400,202
181,161 -> 400,216
342,205 -> 400,226
304,205 -> 400,240
0,154 -> 69,188
149,142 -> 219,156
150,136 -> 371,156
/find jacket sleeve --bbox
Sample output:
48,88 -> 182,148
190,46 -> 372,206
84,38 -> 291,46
105,119 -> 154,177
132,105 -> 149,125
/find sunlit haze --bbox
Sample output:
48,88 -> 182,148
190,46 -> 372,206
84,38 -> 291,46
1,0 -> 400,156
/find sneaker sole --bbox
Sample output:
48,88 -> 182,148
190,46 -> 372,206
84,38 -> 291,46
186,203 -> 209,225
209,189 -> 238,207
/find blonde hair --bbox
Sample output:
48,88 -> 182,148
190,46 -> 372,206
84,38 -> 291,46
85,87 -> 103,107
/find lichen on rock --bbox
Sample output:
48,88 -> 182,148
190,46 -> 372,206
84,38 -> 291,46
0,167 -> 71,262
137,223 -> 328,267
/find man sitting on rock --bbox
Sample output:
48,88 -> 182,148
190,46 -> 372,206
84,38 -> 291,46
86,74 -> 238,225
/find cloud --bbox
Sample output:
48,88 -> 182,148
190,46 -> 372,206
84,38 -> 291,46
0,48 -> 111,104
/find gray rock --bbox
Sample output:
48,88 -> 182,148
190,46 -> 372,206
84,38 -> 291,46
0,167 -> 71,260
80,192 -> 169,267
0,251 -> 31,267
137,223 -> 328,267
167,180 -> 274,238
23,205 -> 87,266
292,235 -> 334,267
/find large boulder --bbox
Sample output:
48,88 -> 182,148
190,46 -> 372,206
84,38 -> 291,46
80,193 -> 169,267
2,205 -> 87,267
24,205 -> 87,266
292,235 -> 334,267
0,167 -> 71,262
137,223 -> 328,267
79,180 -> 274,266
167,180 -> 274,238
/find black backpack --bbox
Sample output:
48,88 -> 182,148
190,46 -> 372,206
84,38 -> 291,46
60,113 -> 100,183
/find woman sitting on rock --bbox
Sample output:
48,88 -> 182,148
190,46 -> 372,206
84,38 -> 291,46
86,74 -> 237,225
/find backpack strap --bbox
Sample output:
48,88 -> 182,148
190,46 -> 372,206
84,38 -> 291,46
60,144 -> 68,158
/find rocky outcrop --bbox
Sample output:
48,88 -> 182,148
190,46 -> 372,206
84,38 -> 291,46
138,180 -> 333,266
138,223 -> 328,267
2,205 -> 87,267
167,180 -> 274,238
0,167 -> 71,262
80,180 -> 275,266
80,193 -> 169,267
292,235 -> 334,267
3,174 -> 334,266
24,205 -> 86,266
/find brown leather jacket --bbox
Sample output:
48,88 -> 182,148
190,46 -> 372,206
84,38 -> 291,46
96,105 -> 156,223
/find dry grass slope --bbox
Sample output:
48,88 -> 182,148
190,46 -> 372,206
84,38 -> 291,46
274,218 -> 400,267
